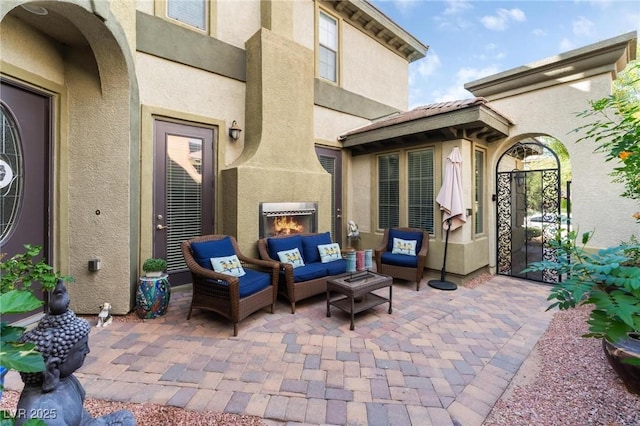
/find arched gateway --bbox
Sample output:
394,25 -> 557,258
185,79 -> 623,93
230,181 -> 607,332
496,140 -> 564,283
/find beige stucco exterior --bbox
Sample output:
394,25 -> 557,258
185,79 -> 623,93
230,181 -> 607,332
0,0 -> 636,315
0,0 -> 424,314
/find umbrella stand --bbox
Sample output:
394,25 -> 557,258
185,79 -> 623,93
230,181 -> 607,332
428,218 -> 457,291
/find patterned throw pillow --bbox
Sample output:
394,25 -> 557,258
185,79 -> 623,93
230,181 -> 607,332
317,243 -> 341,263
211,255 -> 246,277
277,248 -> 305,268
391,238 -> 417,256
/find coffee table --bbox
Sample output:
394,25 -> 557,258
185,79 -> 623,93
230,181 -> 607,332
326,271 -> 392,330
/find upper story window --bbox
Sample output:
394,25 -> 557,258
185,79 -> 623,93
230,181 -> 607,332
167,0 -> 207,32
318,10 -> 338,83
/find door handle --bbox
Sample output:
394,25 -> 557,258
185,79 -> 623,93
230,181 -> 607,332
156,224 -> 169,230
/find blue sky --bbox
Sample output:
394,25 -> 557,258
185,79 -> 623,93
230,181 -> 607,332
369,0 -> 640,108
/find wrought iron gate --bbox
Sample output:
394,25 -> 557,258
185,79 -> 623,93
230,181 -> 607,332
496,141 -> 562,283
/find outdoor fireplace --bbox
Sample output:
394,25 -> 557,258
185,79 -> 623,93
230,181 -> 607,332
259,202 -> 318,238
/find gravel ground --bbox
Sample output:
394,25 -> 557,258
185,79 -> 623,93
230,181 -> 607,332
484,304 -> 640,426
2,284 -> 639,425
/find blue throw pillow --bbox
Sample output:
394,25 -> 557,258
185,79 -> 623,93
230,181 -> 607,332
191,237 -> 235,268
387,229 -> 423,253
267,235 -> 303,261
301,232 -> 332,263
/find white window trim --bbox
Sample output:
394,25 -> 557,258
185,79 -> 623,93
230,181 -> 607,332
317,8 -> 340,84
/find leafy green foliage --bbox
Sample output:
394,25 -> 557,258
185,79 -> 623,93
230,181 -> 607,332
524,231 -> 640,344
0,245 -> 73,397
574,61 -> 640,218
0,410 -> 47,426
142,257 -> 167,272
0,244 -> 71,294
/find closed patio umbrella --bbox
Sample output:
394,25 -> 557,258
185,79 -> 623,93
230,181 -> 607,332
428,147 -> 467,291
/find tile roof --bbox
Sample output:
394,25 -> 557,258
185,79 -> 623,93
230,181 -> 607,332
340,97 -> 507,138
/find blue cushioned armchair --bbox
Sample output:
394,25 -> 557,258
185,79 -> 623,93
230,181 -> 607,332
181,235 -> 279,336
375,228 -> 429,291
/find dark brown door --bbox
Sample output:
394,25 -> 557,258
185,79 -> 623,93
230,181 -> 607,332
1,80 -> 51,320
153,120 -> 215,286
316,147 -> 342,243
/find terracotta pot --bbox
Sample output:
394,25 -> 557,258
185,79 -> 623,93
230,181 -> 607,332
602,333 -> 640,395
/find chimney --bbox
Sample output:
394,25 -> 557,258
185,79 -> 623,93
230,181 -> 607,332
221,4 -> 332,253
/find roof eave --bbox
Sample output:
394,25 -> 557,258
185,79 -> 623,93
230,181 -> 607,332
342,104 -> 511,153
465,31 -> 637,100
322,0 -> 428,62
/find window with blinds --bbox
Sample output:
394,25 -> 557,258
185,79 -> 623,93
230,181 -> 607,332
318,155 -> 336,239
166,136 -> 203,272
378,154 -> 399,229
475,149 -> 485,234
167,0 -> 207,31
318,11 -> 338,82
408,149 -> 434,233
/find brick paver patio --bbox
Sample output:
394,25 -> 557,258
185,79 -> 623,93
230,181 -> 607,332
3,275 -> 552,425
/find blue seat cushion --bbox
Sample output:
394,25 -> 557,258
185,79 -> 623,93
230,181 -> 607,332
238,269 -> 272,298
381,252 -> 419,268
191,237 -> 235,268
301,232 -> 332,264
291,262 -> 328,283
324,258 -> 347,275
387,229 -> 423,253
203,269 -> 271,298
267,235 -> 304,262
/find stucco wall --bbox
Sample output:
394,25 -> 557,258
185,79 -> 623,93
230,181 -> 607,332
0,16 -> 65,84
314,105 -> 369,144
216,0 -> 261,48
342,23 -> 408,111
488,74 -> 640,248
1,2 -> 135,314
136,52 -> 245,165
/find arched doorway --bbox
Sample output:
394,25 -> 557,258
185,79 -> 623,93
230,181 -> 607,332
1,1 -> 137,314
496,138 -> 567,283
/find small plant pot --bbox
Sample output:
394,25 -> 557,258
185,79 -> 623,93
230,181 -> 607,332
145,271 -> 163,278
602,333 -> 640,395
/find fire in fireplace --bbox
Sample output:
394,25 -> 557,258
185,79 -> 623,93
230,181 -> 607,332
259,202 -> 318,238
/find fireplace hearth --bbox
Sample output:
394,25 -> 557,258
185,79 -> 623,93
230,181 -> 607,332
259,202 -> 318,238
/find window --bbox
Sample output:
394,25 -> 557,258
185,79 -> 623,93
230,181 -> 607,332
378,154 -> 399,229
318,11 -> 338,83
408,150 -> 434,233
378,149 -> 435,233
167,0 -> 207,31
474,149 -> 485,234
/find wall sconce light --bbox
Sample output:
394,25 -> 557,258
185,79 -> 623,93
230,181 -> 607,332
228,120 -> 242,140
512,169 -> 525,187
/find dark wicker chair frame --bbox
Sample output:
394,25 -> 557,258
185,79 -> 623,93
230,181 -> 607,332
181,235 -> 279,336
374,227 -> 429,291
257,233 -> 332,314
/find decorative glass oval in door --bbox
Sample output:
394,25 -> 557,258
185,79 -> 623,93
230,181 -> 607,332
0,103 -> 23,243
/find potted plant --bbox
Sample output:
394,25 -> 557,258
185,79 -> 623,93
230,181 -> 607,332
137,258 -> 170,319
0,244 -> 72,407
524,231 -> 640,394
142,258 -> 167,278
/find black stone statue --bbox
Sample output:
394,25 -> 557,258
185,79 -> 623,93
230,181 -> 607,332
15,280 -> 136,425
